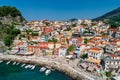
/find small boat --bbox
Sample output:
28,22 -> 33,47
13,62 -> 16,65
25,65 -> 29,69
45,69 -> 51,76
6,61 -> 11,64
16,62 -> 20,65
0,60 -> 3,63
40,67 -> 46,72
31,65 -> 36,70
21,64 -> 26,67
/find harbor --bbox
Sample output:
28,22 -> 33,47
0,53 -> 94,80
0,60 -> 71,80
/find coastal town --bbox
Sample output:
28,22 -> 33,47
1,19 -> 120,80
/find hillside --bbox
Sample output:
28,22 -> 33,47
0,6 -> 25,24
0,6 -> 25,44
93,7 -> 120,27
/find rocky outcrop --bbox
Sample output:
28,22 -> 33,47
0,54 -> 94,80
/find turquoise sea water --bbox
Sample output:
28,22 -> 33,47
0,61 -> 72,80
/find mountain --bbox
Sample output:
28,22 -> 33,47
93,7 -> 120,27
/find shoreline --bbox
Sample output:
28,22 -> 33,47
0,53 -> 94,80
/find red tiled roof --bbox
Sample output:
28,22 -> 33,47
89,47 -> 102,51
115,50 -> 120,53
16,41 -> 24,46
44,27 -> 53,33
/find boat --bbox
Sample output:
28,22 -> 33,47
21,64 -> 25,67
0,60 -> 3,63
16,62 -> 20,65
40,67 -> 46,72
6,61 -> 11,64
25,65 -> 29,69
13,62 -> 16,65
45,69 -> 51,76
31,65 -> 36,70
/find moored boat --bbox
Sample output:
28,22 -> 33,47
0,60 -> 3,63
31,65 -> 36,70
6,61 -> 11,64
40,67 -> 46,72
21,64 -> 26,67
13,62 -> 16,65
45,69 -> 51,76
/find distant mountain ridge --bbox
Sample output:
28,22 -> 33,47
94,7 -> 120,21
93,7 -> 120,27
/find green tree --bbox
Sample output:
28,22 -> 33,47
80,54 -> 88,59
67,45 -> 75,55
31,32 -> 39,36
48,38 -> 58,43
4,36 -> 12,47
84,38 -> 89,44
72,23 -> 77,27
11,28 -> 20,36
106,71 -> 112,79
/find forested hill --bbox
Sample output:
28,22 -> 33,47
0,6 -> 25,24
93,7 -> 120,28
0,6 -> 25,42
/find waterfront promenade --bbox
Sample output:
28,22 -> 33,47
0,53 -> 96,80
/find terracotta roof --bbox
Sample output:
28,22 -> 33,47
102,36 -> 108,38
44,27 -> 53,33
60,46 -> 67,48
48,42 -> 54,44
89,47 -> 102,51
16,41 -> 24,46
115,50 -> 120,53
109,28 -> 118,31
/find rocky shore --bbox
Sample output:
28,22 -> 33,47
0,53 -> 94,80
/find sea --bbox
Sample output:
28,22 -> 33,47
0,61 -> 72,80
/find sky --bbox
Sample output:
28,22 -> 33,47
0,0 -> 120,21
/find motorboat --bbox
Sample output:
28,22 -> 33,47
40,67 -> 46,72
45,69 -> 51,76
6,61 -> 11,64
0,60 -> 3,63
13,62 -> 16,65
16,62 -> 20,65
21,64 -> 26,67
31,65 -> 36,70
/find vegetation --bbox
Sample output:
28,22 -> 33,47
26,29 -> 33,35
31,32 -> 39,36
3,25 -> 20,47
106,71 -> 112,78
72,23 -> 77,27
93,7 -> 120,28
84,38 -> 89,44
64,28 -> 71,31
80,54 -> 88,59
0,6 -> 25,40
48,38 -> 58,43
0,6 -> 25,22
67,45 -> 75,55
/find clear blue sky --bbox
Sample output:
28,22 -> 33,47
0,0 -> 120,20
